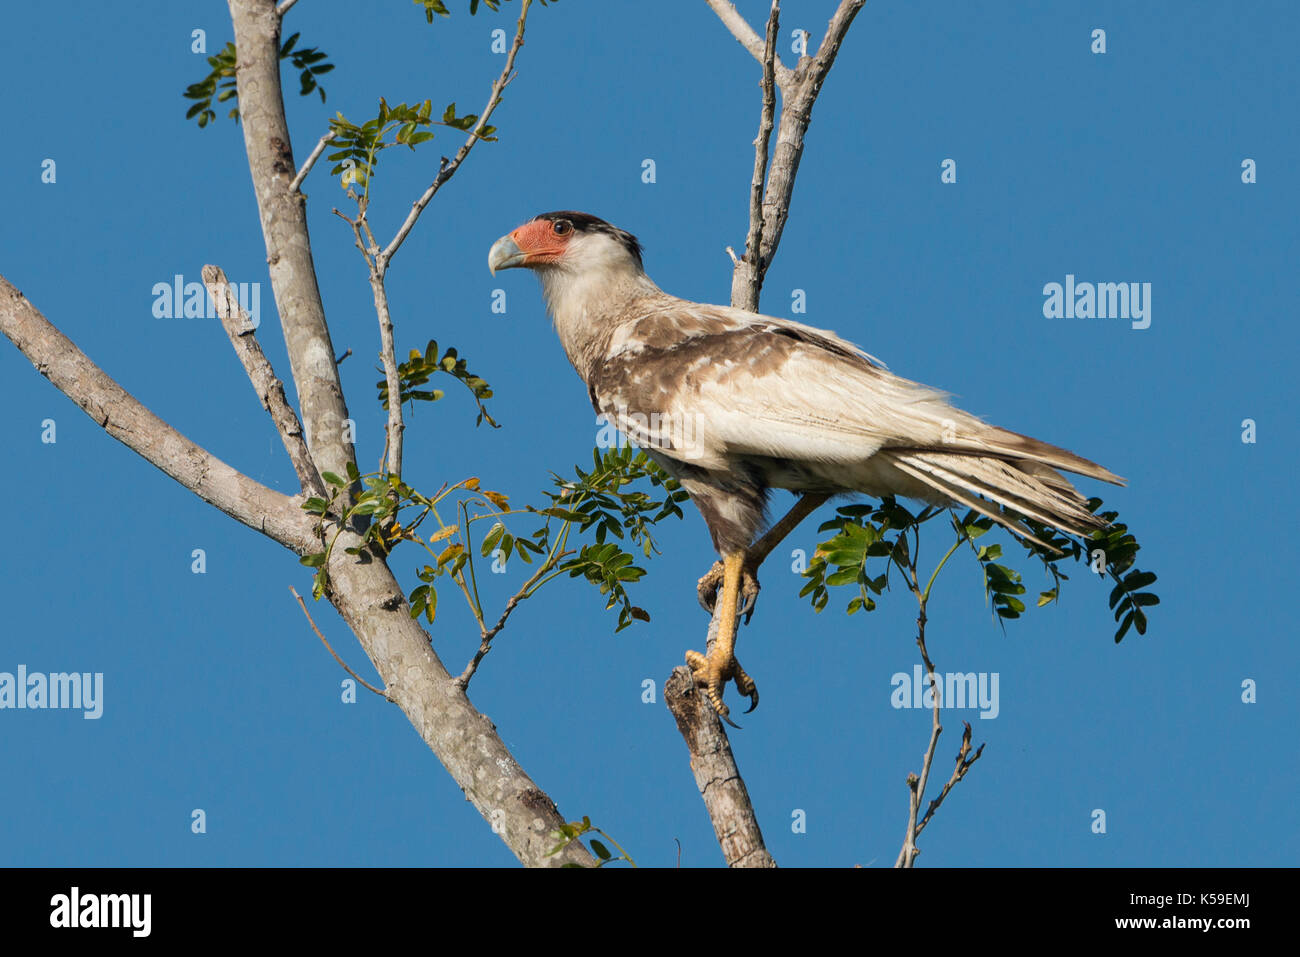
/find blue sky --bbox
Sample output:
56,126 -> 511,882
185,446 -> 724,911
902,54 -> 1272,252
1,0 -> 1296,867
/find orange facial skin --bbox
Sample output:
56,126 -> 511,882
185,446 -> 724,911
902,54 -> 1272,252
506,217 -> 575,266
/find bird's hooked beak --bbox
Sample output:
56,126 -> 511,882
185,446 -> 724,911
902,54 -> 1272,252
487,232 -> 527,275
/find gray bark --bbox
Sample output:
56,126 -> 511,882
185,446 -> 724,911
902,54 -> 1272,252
668,0 -> 865,868
229,0 -> 353,484
665,665 -> 776,868
0,277 -> 313,551
0,273 -> 594,867
3,0 -> 596,869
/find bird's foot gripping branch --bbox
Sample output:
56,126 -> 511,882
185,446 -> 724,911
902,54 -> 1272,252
687,551 -> 761,724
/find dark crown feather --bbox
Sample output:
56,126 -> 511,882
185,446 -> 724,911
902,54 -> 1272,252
533,210 -> 644,267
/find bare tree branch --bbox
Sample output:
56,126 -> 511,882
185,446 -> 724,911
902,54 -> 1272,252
2,271 -> 592,867
703,0 -> 794,91
812,0 -> 865,75
291,586 -> 391,699
220,0 -> 593,867
0,277 -> 316,552
274,0 -> 299,16
320,522 -> 596,866
369,261 -> 405,476
896,613 -> 941,868
2,0 -> 598,871
670,0 -> 865,870
329,195 -> 406,474
229,0 -> 356,484
337,0 -> 535,478
203,264 -> 325,498
289,128 -> 333,193
732,0 -> 780,309
732,0 -> 866,310
381,0 -> 533,266
664,663 -> 775,868
894,532 -> 984,867
915,721 -> 984,841
455,544 -> 572,690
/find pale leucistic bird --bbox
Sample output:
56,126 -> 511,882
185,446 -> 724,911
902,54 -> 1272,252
488,211 -> 1122,723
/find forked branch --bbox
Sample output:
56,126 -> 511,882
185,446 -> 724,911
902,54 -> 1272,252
672,0 -> 865,869
203,264 -> 325,497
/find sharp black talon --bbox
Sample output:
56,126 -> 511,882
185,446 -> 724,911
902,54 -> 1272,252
744,692 -> 759,714
721,713 -> 742,729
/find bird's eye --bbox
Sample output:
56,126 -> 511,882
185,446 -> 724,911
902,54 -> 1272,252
552,219 -> 572,237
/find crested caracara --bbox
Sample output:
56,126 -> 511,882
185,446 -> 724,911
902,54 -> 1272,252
489,211 -> 1122,723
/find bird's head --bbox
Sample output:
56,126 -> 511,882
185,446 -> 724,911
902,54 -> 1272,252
487,211 -> 659,365
488,211 -> 644,277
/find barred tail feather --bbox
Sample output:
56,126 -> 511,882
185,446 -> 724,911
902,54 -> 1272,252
885,441 -> 1122,552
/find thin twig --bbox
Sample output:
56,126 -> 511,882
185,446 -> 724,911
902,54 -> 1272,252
275,0 -> 300,16
358,206 -> 380,258
370,269 -> 404,476
202,265 -> 326,497
725,0 -> 866,311
456,547 -> 572,689
456,592 -> 527,689
458,501 -> 485,618
741,1 -> 779,289
289,128 -> 333,193
758,0 -> 866,273
916,722 -> 985,839
896,596 -> 940,868
290,586 -> 391,699
340,198 -> 399,479
381,0 -> 533,266
894,533 -> 984,867
358,0 -> 534,478
332,208 -> 372,266
703,0 -> 794,91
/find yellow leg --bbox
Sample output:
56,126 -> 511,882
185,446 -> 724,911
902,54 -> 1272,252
686,495 -> 831,724
686,550 -> 759,725
695,493 -> 830,618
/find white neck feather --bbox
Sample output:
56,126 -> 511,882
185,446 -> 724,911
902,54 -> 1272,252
534,234 -> 660,369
